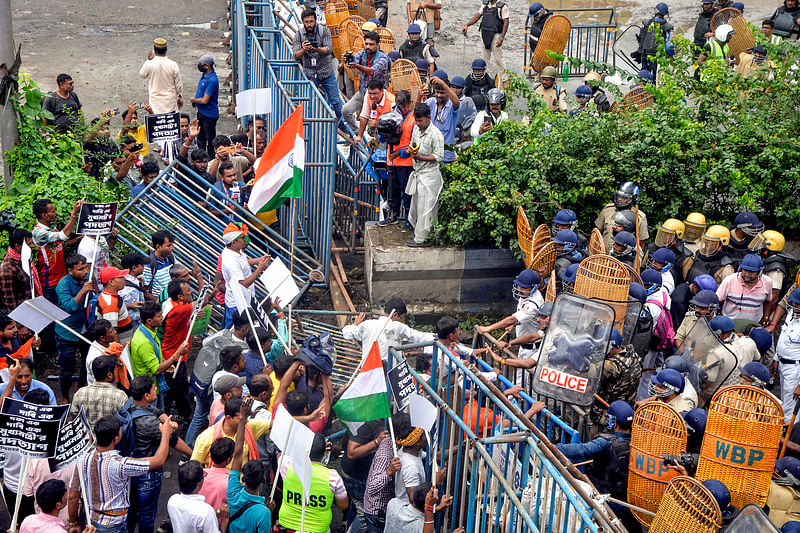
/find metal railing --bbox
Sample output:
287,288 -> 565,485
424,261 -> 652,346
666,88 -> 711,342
232,0 -> 381,263
387,340 -> 624,532
552,8 -> 618,78
115,161 -> 321,310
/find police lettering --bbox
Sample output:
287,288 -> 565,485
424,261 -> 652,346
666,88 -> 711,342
539,367 -> 588,393
286,490 -> 327,508
713,438 -> 765,466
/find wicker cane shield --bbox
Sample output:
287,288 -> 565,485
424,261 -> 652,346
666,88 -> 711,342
530,241 -> 557,279
530,15 -> 571,73
711,8 -> 756,63
376,27 -> 395,52
390,59 -> 424,104
696,385 -> 783,509
628,402 -> 688,526
531,224 -> 551,257
588,228 -> 605,256
357,0 -> 376,21
649,476 -> 723,533
324,0 -> 350,60
616,87 -> 656,113
346,0 -> 360,16
545,272 -> 556,302
574,255 -> 631,334
622,262 -> 644,286
517,206 -> 534,268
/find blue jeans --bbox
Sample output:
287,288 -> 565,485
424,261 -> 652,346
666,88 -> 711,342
315,72 -> 343,122
185,393 -> 213,448
92,521 -> 128,533
127,470 -> 162,533
343,476 -> 366,533
55,334 -> 86,399
364,511 -> 386,533
224,304 -> 237,329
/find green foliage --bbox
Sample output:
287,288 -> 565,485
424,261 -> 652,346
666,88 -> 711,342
1,74 -> 125,247
434,36 -> 800,252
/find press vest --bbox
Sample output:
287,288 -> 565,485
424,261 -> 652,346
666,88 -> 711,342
281,463 -> 335,533
708,40 -> 729,59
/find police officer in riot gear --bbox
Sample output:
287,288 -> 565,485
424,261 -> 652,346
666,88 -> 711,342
644,218 -> 694,284
533,66 -> 568,113
560,263 -> 579,295
595,181 -> 648,251
683,211 -> 706,255
683,407 -> 707,454
553,400 -> 640,531
526,2 -> 553,57
663,355 -> 699,408
551,209 -> 587,250
675,289 -> 719,350
463,58 -> 496,111
610,231 -> 638,267
582,71 -> 611,112
703,479 -> 740,527
769,0 -> 800,39
641,368 -> 693,414
686,224 -> 735,284
648,248 -> 677,294
727,211 -> 764,267
552,229 -> 587,282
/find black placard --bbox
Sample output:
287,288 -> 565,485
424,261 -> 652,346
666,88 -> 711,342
49,408 -> 93,471
387,362 -> 418,410
0,398 -> 68,458
76,202 -> 117,236
145,111 -> 181,143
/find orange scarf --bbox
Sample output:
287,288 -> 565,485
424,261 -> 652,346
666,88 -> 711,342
102,342 -> 131,389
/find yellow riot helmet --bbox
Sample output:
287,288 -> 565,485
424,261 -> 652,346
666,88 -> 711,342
583,71 -> 603,86
362,21 -> 378,32
654,218 -> 685,247
683,212 -> 706,243
748,229 -> 786,252
699,225 -> 730,257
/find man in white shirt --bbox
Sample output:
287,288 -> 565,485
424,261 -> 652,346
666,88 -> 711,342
168,460 -> 224,533
342,297 -> 433,363
220,222 -> 270,328
138,38 -> 183,114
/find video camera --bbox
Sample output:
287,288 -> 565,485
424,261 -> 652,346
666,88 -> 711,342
343,51 -> 355,65
663,453 -> 696,470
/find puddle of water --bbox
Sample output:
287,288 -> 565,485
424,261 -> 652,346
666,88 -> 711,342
79,27 -> 110,37
175,22 -> 213,29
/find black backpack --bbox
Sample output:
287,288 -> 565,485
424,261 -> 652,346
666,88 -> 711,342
588,434 -> 630,499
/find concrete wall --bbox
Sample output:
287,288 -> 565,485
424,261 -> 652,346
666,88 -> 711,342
365,223 -> 522,315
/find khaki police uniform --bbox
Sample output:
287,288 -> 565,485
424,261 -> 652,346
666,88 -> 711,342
594,204 -> 649,251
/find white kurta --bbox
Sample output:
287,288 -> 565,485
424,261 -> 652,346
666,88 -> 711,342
406,123 -> 444,244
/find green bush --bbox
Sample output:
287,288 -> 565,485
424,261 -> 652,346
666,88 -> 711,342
1,74 -> 125,247
433,37 -> 800,252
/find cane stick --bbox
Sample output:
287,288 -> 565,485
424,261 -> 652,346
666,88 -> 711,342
780,400 -> 800,458
594,393 -> 609,408
10,456 -> 30,532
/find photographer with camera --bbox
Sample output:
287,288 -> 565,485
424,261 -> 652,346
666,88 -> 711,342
341,31 -> 389,134
293,9 -> 342,122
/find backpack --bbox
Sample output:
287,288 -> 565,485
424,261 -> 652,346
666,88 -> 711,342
115,399 -> 154,457
85,292 -> 102,327
632,307 -> 653,358
588,434 -> 630,499
647,291 -> 675,351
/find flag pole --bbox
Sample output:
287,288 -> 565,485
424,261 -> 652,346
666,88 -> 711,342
340,310 -> 396,393
10,456 -> 30,532
269,417 -> 294,502
84,237 -> 99,307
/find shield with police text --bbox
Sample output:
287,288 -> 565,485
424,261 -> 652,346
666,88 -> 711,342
649,476 -> 722,533
531,293 -> 614,406
627,401 -> 687,526
696,385 -> 783,509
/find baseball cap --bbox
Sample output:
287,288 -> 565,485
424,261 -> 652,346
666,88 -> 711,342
214,374 -> 246,395
408,23 -> 422,33
99,266 -> 129,284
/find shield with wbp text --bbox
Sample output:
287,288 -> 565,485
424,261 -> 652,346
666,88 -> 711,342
696,385 -> 783,509
627,401 -> 687,527
531,293 -> 614,406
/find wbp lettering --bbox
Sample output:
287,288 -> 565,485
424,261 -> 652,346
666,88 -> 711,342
714,440 -> 764,466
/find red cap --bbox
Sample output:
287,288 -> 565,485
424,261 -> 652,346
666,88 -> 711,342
99,266 -> 130,284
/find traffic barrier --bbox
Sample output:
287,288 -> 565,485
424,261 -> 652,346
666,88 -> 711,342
548,8 -> 618,78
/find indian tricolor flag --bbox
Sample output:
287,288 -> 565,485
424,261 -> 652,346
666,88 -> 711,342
248,104 -> 304,213
333,341 -> 391,433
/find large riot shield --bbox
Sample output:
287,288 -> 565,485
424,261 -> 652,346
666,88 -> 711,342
532,293 -> 615,406
649,476 -> 722,533
696,385 -> 784,509
681,317 -> 739,405
628,401 -> 688,526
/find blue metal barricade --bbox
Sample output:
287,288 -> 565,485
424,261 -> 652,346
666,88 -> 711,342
550,8 -> 618,78
115,160 -> 322,313
386,341 -> 622,532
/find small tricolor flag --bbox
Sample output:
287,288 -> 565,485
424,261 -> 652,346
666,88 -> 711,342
333,341 -> 391,433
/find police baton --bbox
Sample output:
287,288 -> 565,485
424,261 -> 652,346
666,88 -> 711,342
594,393 -> 609,408
779,400 -> 800,458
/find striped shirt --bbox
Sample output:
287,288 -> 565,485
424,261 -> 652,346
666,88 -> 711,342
716,273 -> 772,322
96,291 -> 133,343
32,222 -> 67,288
142,254 -> 174,298
364,438 -> 396,515
70,450 -> 151,526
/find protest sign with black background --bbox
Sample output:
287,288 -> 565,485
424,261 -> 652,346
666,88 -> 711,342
76,202 -> 117,236
145,111 -> 181,144
50,408 -> 93,471
0,398 -> 68,458
388,362 -> 418,410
